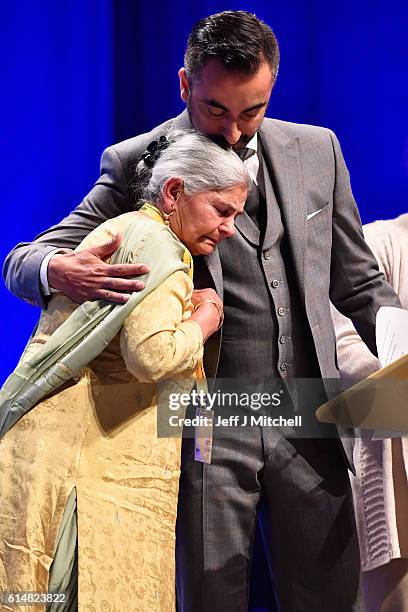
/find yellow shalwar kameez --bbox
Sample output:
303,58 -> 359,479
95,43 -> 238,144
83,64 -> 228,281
0,212 -> 204,611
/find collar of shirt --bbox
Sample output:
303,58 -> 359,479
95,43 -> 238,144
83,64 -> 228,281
243,133 -> 259,184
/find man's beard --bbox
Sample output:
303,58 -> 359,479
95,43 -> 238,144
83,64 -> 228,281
207,133 -> 253,153
186,102 -> 254,153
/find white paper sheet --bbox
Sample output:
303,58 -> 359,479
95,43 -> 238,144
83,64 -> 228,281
376,306 -> 408,368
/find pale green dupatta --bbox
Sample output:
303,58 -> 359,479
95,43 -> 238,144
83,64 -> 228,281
0,207 -> 193,438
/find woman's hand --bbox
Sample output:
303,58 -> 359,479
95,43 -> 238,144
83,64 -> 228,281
190,288 -> 224,342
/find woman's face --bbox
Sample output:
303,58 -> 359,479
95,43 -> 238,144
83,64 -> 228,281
169,183 -> 247,256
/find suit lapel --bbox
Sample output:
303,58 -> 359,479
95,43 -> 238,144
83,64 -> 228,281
196,249 -> 223,378
234,212 -> 260,246
261,154 -> 281,249
203,249 -> 223,299
259,121 -> 307,299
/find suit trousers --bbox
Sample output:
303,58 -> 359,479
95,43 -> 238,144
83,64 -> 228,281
176,423 -> 364,612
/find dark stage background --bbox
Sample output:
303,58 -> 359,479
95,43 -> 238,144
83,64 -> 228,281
1,2 -> 408,608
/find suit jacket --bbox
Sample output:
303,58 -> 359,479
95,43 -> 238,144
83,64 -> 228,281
2,110 -> 401,467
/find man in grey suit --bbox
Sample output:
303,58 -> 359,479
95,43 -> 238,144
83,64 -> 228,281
3,10 -> 402,611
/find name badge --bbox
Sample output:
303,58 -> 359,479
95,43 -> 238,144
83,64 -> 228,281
194,405 -> 214,464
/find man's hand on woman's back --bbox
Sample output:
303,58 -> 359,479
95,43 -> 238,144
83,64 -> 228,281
47,234 -> 149,304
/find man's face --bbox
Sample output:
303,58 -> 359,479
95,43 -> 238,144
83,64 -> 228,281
179,59 -> 274,152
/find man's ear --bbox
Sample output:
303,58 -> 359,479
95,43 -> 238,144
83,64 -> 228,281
178,67 -> 190,104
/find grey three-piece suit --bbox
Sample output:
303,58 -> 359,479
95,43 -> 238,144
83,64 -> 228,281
3,110 -> 401,611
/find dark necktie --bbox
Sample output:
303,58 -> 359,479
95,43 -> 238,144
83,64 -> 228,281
238,147 -> 265,230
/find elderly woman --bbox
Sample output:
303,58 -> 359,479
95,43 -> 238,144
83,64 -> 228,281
0,131 -> 248,611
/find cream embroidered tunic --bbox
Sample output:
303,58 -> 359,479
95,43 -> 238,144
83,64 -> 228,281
0,213 -> 204,611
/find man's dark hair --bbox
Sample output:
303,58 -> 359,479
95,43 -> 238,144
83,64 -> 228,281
184,11 -> 279,82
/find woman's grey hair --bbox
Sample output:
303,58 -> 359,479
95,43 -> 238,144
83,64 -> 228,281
134,130 -> 249,205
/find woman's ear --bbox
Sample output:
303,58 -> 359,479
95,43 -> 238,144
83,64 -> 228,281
162,177 -> 184,214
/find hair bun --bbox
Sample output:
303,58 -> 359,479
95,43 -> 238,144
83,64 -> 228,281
141,135 -> 171,168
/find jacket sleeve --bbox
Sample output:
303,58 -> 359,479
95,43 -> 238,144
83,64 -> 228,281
328,131 -> 401,356
2,146 -> 132,309
331,220 -> 394,377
